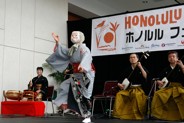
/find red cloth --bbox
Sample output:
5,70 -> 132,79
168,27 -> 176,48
72,63 -> 96,73
72,63 -> 80,73
1,101 -> 45,116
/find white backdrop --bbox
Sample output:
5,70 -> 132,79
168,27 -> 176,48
92,5 -> 184,56
0,0 -> 68,113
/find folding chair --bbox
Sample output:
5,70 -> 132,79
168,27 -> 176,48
91,80 -> 118,117
45,86 -> 55,116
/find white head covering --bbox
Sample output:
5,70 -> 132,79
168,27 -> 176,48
68,31 -> 85,56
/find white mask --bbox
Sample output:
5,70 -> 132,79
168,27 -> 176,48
71,31 -> 80,43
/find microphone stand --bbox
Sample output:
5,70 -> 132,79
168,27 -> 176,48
146,78 -> 158,119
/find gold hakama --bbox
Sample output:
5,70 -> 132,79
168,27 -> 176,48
151,82 -> 184,121
112,86 -> 147,120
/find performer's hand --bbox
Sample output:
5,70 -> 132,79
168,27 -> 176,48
36,90 -> 41,93
137,62 -> 143,69
52,32 -> 59,45
29,81 -> 33,87
118,83 -> 124,90
64,69 -> 70,74
157,80 -> 164,87
177,60 -> 184,68
78,65 -> 84,72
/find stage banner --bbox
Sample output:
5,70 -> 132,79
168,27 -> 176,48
91,5 -> 184,56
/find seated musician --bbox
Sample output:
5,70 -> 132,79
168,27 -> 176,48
28,67 -> 48,101
112,53 -> 149,120
151,51 -> 184,121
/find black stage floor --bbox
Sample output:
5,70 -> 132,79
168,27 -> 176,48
0,114 -> 183,123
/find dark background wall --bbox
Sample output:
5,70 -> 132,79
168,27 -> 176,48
67,17 -> 184,96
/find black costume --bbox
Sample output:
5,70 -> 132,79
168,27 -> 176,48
29,75 -> 48,101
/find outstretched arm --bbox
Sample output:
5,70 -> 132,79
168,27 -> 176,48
52,32 -> 60,52
52,32 -> 59,45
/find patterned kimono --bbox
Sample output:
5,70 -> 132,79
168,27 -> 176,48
46,43 -> 95,118
151,66 -> 184,121
112,66 -> 148,120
